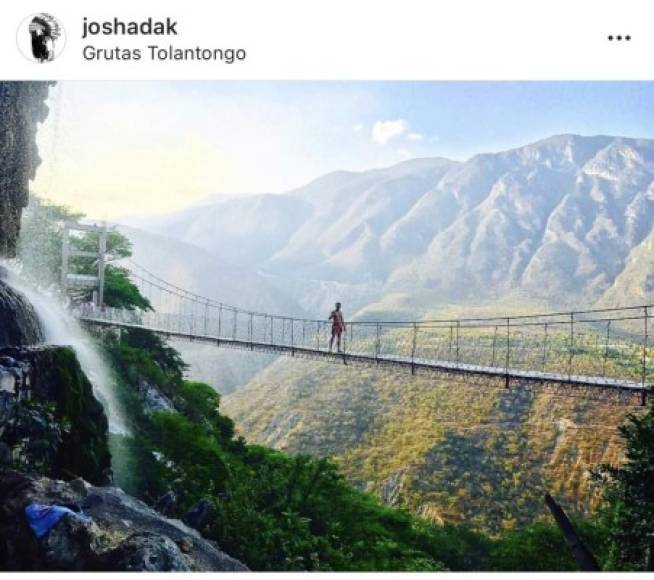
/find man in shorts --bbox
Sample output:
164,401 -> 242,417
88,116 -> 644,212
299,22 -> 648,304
329,302 -> 346,353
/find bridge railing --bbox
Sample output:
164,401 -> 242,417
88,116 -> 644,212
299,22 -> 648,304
78,302 -> 652,388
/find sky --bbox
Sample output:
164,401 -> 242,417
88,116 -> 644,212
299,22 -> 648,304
33,81 -> 654,218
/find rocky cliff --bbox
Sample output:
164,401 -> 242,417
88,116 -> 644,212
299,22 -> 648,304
0,82 -> 52,258
0,271 -> 43,348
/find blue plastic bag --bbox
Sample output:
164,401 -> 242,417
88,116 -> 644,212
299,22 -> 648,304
24,503 -> 91,539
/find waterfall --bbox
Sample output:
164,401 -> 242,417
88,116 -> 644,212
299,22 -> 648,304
1,263 -> 129,435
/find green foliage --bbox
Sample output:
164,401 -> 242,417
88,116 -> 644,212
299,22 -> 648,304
594,398 -> 654,570
175,380 -> 236,440
174,380 -> 218,420
103,328 -> 186,398
192,392 -> 445,568
75,229 -> 132,261
489,520 -> 608,571
148,411 -> 230,504
51,346 -> 111,484
103,265 -> 152,311
201,444 -> 451,571
411,522 -> 492,571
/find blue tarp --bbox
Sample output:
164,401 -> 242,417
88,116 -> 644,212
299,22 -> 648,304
24,503 -> 91,539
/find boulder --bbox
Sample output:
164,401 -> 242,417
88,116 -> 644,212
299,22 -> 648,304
0,279 -> 44,347
102,532 -> 190,571
0,471 -> 248,571
40,513 -> 101,571
183,498 -> 216,530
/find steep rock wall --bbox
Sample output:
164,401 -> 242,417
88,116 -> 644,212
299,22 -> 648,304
0,81 -> 52,257
0,345 -> 111,484
0,275 -> 44,347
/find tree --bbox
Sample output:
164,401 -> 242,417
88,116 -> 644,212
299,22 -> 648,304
103,265 -> 152,310
20,193 -> 151,311
148,411 -> 230,504
489,520 -> 606,571
18,194 -> 83,285
594,400 -> 654,570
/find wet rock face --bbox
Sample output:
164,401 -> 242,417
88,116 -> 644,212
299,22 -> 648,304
0,82 -> 52,258
183,498 -> 216,531
138,378 -> 175,415
0,346 -> 111,485
40,514 -> 101,571
0,471 -> 248,571
0,278 -> 44,347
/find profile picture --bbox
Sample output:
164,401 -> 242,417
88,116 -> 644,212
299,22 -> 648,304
17,13 -> 65,63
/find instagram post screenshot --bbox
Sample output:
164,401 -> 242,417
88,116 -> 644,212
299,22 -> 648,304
0,0 -> 652,575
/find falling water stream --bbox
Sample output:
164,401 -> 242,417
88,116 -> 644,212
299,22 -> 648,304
2,262 -> 129,435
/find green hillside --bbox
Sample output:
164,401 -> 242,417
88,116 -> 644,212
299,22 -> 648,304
223,358 -> 639,533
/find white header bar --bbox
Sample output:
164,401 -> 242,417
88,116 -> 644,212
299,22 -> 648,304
2,0 -> 653,80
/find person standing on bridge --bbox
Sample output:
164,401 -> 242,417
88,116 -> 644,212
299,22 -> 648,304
329,302 -> 346,353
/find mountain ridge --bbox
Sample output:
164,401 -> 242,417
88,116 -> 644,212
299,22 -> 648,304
119,133 -> 654,312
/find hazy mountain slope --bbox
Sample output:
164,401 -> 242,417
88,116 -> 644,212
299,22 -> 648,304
222,359 -> 635,532
389,135 -> 654,304
120,158 -> 458,281
169,340 -> 276,395
120,134 -> 654,309
114,225 -> 290,393
117,222 -> 385,321
116,225 -> 301,315
596,228 -> 654,307
270,158 -> 457,281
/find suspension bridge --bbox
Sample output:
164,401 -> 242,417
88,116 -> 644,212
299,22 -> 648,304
76,260 -> 653,402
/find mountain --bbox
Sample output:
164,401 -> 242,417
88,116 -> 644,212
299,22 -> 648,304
120,158 -> 456,282
120,134 -> 654,311
388,135 -> 654,305
596,228 -> 654,308
117,134 -> 654,530
222,357 -> 634,532
116,225 -> 300,315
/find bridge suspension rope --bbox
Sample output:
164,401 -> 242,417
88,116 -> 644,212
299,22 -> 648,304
76,259 -> 653,398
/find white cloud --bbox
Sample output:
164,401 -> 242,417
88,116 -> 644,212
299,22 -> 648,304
353,123 -> 364,133
371,119 -> 408,145
407,132 -> 424,142
397,148 -> 413,160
